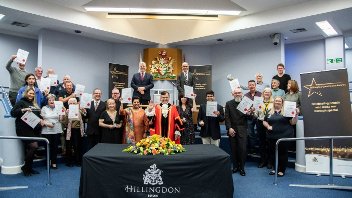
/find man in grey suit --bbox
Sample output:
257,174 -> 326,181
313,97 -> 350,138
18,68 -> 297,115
176,62 -> 194,95
131,62 -> 154,105
225,87 -> 252,176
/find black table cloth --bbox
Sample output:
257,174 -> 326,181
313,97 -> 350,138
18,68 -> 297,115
79,143 -> 234,198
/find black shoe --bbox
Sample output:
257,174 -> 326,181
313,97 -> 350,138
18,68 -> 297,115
258,163 -> 267,168
21,166 -> 31,177
239,170 -> 246,176
232,167 -> 239,173
30,169 -> 40,174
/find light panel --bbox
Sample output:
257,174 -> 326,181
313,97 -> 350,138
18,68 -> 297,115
0,14 -> 5,20
315,20 -> 338,36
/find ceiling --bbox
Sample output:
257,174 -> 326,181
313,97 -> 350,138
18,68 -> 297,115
0,0 -> 351,48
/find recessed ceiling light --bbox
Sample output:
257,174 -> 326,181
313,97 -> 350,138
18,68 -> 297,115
0,14 -> 5,20
345,43 -> 349,49
315,20 -> 338,36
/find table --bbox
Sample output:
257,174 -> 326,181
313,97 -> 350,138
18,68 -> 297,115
79,144 -> 234,198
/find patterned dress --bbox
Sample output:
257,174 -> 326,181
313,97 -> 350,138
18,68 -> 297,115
177,105 -> 195,145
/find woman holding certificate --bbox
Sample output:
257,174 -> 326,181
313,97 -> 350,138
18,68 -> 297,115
99,99 -> 123,144
41,94 -> 63,169
11,87 -> 43,176
176,93 -> 198,145
254,87 -> 273,169
263,97 -> 298,177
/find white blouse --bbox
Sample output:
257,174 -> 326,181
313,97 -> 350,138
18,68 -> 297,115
41,105 -> 63,134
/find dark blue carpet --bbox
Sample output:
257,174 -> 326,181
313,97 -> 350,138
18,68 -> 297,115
1,161 -> 351,198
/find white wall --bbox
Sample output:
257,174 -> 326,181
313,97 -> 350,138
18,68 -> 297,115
0,33 -> 38,88
211,37 -> 283,106
346,49 -> 352,82
285,39 -> 325,87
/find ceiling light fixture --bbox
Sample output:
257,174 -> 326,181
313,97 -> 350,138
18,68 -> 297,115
84,0 -> 245,16
345,43 -> 349,49
315,20 -> 338,36
106,13 -> 219,20
0,14 -> 5,20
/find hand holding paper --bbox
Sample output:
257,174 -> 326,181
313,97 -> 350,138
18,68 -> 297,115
121,88 -> 132,103
14,49 -> 29,65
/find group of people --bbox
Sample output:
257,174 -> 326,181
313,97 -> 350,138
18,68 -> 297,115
5,53 -> 301,179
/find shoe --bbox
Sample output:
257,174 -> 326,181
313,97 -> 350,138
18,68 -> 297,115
30,169 -> 40,174
51,164 -> 58,169
278,172 -> 285,177
239,170 -> 246,176
258,163 -> 267,168
232,167 -> 239,173
269,170 -> 275,175
21,166 -> 31,177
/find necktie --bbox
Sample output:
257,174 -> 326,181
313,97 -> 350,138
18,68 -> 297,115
184,72 -> 188,84
141,72 -> 144,80
95,101 -> 99,111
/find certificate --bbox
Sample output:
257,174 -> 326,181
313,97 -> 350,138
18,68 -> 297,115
21,111 -> 41,129
74,84 -> 85,97
184,85 -> 194,98
15,49 -> 29,65
229,78 -> 240,91
68,104 -> 79,119
80,93 -> 92,108
39,77 -> 51,92
48,74 -> 58,86
284,101 -> 297,117
121,88 -> 132,103
54,101 -> 65,115
237,96 -> 253,114
206,101 -> 218,117
253,96 -> 264,111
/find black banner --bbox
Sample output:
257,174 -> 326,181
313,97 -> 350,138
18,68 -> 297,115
300,69 -> 352,148
109,63 -> 129,98
189,65 -> 212,105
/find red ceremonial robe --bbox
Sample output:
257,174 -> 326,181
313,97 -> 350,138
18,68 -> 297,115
150,104 -> 183,144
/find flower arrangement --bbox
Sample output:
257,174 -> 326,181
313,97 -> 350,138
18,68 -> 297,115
123,134 -> 186,155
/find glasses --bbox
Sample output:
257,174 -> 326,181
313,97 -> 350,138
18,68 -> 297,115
112,93 -> 120,95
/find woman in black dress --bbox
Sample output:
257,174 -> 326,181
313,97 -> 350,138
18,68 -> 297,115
176,93 -> 198,145
99,99 -> 123,143
263,97 -> 298,177
11,87 -> 43,176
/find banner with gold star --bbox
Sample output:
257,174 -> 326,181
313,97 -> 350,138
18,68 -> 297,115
109,63 -> 129,98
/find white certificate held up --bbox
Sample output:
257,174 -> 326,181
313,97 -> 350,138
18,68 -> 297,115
48,74 -> 58,86
15,49 -> 29,65
229,78 -> 240,91
54,101 -> 65,116
237,96 -> 253,114
253,96 -> 264,111
74,84 -> 85,97
184,85 -> 194,98
80,93 -> 92,109
121,88 -> 132,103
206,101 -> 218,117
39,77 -> 51,92
68,104 -> 79,119
21,111 -> 41,129
284,101 -> 297,117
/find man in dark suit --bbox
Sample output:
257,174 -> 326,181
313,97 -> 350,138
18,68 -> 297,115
85,88 -> 106,150
225,87 -> 252,176
197,90 -> 225,147
176,62 -> 194,95
131,62 -> 154,105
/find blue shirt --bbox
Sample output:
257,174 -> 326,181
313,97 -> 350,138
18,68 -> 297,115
16,86 -> 45,107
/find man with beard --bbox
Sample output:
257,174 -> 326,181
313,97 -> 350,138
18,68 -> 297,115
225,87 -> 253,176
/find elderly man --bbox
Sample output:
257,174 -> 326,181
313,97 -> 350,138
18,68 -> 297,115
44,68 -> 59,94
271,79 -> 285,99
131,62 -> 154,105
55,75 -> 75,97
176,62 -> 194,95
146,91 -> 183,143
225,88 -> 253,176
255,73 -> 270,93
34,66 -> 43,86
5,55 -> 29,105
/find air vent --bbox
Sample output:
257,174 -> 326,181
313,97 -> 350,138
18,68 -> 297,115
289,28 -> 307,33
11,21 -> 30,27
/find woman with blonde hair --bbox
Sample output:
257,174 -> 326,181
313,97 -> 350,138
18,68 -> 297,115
99,99 -> 123,144
255,87 -> 273,168
263,97 -> 298,177
11,87 -> 43,176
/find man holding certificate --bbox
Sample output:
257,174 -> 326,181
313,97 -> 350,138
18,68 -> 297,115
197,90 -> 225,147
11,87 -> 43,176
176,62 -> 194,96
225,88 -> 253,176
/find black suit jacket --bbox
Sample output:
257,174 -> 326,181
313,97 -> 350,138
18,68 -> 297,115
86,100 -> 106,136
225,99 -> 249,138
176,72 -> 194,94
130,72 -> 154,100
197,103 -> 225,140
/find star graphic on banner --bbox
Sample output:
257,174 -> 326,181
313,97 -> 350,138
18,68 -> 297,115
110,68 -> 119,79
304,78 -> 322,97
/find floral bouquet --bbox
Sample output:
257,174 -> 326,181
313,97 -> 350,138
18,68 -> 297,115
123,134 -> 186,155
